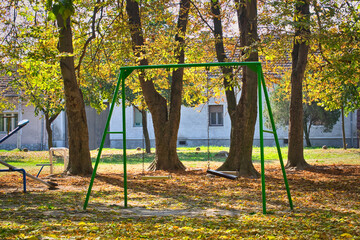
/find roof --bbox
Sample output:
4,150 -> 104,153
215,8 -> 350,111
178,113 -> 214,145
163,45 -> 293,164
0,76 -> 18,98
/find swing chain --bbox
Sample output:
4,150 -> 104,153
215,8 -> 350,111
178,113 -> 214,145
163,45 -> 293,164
206,67 -> 211,171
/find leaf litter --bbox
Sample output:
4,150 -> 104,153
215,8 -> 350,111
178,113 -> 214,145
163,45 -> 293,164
0,154 -> 359,239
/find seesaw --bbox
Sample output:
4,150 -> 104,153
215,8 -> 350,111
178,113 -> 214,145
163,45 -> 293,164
0,119 -> 58,190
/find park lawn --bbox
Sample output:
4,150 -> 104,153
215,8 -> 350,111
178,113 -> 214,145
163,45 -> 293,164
0,148 -> 359,239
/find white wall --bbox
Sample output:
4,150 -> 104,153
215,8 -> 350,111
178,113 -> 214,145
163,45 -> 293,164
0,104 -> 46,150
108,99 -> 358,149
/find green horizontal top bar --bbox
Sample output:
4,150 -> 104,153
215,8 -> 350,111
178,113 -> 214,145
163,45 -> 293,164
263,130 -> 274,134
119,62 -> 261,71
107,131 -> 124,134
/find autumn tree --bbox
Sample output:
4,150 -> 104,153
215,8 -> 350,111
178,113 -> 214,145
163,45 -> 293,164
260,0 -> 359,155
306,0 -> 360,150
207,0 -> 259,177
265,85 -> 340,147
259,0 -> 311,169
126,0 -> 191,171
283,0 -> 311,169
0,1 -> 64,149
12,59 -> 64,149
47,0 -> 93,175
74,0 -> 211,161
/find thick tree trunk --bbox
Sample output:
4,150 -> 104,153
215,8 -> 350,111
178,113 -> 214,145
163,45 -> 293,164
126,0 -> 189,171
286,1 -> 310,170
56,15 -> 92,175
141,110 -> 151,154
212,0 -> 259,177
341,106 -> 347,150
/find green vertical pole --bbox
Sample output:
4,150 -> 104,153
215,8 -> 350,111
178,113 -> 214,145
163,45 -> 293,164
121,70 -> 128,208
257,65 -> 267,214
83,70 -> 123,210
260,71 -> 293,210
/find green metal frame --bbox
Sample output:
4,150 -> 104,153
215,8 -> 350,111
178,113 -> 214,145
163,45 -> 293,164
83,62 -> 293,214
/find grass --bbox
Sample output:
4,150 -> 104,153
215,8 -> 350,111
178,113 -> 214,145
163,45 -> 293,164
1,146 -> 359,167
0,147 -> 359,239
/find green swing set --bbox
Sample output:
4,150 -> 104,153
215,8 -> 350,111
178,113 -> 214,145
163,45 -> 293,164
83,62 -> 293,214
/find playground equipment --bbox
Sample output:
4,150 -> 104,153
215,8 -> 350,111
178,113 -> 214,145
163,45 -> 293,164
0,119 -> 58,190
206,169 -> 238,180
203,68 -> 238,181
0,119 -> 29,144
48,147 -> 69,175
0,159 -> 57,189
83,62 -> 293,214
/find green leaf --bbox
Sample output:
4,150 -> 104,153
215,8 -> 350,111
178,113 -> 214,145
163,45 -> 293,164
47,12 -> 56,21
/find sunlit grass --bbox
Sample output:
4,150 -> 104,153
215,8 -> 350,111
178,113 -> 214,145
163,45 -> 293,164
0,147 -> 359,172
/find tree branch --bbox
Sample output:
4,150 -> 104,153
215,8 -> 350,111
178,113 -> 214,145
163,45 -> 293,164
189,0 -> 214,33
313,0 -> 331,65
75,0 -> 102,78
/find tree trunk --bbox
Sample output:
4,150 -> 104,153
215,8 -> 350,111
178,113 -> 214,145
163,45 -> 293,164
56,15 -> 92,175
45,115 -> 53,150
126,0 -> 189,171
303,120 -> 312,147
211,0 -> 259,177
286,0 -> 310,170
141,110 -> 151,154
44,112 -> 60,149
341,106 -> 347,150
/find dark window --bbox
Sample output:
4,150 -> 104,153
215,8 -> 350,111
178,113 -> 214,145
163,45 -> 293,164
209,105 -> 223,126
0,113 -> 18,132
133,108 -> 142,127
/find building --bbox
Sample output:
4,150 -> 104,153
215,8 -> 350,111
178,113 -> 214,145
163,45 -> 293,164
1,76 -> 359,150
109,102 -> 359,149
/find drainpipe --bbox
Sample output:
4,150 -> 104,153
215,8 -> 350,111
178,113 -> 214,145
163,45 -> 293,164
40,112 -> 44,150
350,112 -> 353,148
16,96 -> 22,149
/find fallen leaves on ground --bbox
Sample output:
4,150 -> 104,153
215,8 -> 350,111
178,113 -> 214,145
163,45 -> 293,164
0,162 -> 359,239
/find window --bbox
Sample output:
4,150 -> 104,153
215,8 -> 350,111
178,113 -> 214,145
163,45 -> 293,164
209,105 -> 223,126
0,113 -> 18,132
133,107 -> 142,127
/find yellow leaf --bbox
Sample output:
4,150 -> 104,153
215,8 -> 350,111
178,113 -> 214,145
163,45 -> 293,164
340,233 -> 352,238
24,236 -> 38,240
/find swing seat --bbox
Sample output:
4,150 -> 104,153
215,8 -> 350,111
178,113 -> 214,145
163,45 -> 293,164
206,169 -> 238,180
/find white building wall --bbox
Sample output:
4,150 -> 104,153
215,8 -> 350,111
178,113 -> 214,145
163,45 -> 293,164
109,100 -> 358,149
1,101 -> 356,151
52,111 -> 67,148
0,104 -> 46,150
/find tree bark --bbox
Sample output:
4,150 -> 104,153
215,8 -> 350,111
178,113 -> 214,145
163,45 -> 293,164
126,0 -> 189,171
212,0 -> 259,177
44,112 -> 60,149
286,0 -> 311,169
303,120 -> 312,147
141,110 -> 151,154
45,115 -> 53,150
56,15 -> 92,175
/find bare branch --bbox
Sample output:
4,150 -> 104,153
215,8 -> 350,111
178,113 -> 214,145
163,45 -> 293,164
75,0 -> 102,78
313,0 -> 331,65
189,0 -> 214,33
